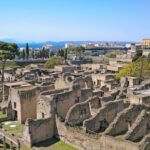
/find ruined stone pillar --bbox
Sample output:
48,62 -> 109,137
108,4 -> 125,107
3,137 -> 6,150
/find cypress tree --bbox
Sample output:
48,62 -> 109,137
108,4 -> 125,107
25,43 -> 29,60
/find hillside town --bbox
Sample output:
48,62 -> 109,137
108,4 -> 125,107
0,39 -> 149,150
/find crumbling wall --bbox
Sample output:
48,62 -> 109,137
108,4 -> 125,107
92,90 -> 104,97
81,88 -> 92,102
55,119 -> 139,150
111,89 -> 120,99
139,133 -> 150,150
100,95 -> 115,105
105,105 -> 145,136
84,75 -> 93,89
38,84 -> 55,92
55,85 -> 81,121
10,88 -> 22,123
120,77 -> 129,88
23,117 -> 55,147
88,96 -> 101,109
73,76 -> 93,89
83,100 -> 125,132
55,75 -> 93,90
55,76 -> 71,89
124,110 -> 150,142
65,101 -> 91,126
37,95 -> 54,119
19,87 -> 38,124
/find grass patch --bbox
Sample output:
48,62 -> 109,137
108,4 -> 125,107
34,138 -> 78,150
115,135 -> 124,141
47,141 -> 77,150
1,121 -> 24,138
0,111 -> 7,119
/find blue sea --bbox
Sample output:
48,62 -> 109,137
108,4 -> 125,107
18,42 -> 65,49
17,41 -> 131,49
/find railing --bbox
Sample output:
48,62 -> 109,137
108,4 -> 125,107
0,128 -> 20,150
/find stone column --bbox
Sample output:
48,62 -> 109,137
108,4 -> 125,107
3,137 -> 6,150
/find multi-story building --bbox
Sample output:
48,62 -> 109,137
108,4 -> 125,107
142,39 -> 150,48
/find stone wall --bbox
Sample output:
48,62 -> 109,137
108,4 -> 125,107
23,117 -> 55,147
55,85 -> 81,121
10,88 -> 22,122
55,119 -> 139,150
37,95 -> 54,119
55,75 -> 93,90
65,101 -> 91,126
83,100 -> 125,132
124,110 -> 150,142
100,95 -> 114,105
92,90 -> 104,97
104,105 -> 145,136
19,87 -> 38,124
55,76 -> 72,89
88,96 -> 101,109
81,88 -> 92,102
73,76 -> 93,89
139,133 -> 150,150
38,84 -> 55,92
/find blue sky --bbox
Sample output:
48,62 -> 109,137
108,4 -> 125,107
0,0 -> 149,42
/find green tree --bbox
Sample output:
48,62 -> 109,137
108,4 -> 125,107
116,56 -> 150,80
44,56 -> 63,68
31,50 -> 35,59
22,49 -> 26,60
132,50 -> 143,62
0,41 -> 19,83
50,51 -> 54,57
57,49 -> 64,57
25,43 -> 29,60
105,50 -> 122,58
147,53 -> 150,62
64,48 -> 68,60
41,47 -> 48,59
66,46 -> 85,57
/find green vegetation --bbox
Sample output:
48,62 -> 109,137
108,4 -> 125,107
25,43 -> 29,60
116,56 -> 150,80
115,135 -> 124,141
132,50 -> 143,62
34,138 -> 78,150
47,141 -> 77,150
105,50 -> 122,58
0,41 -> 19,83
65,46 -> 85,57
44,56 -> 63,68
0,61 -> 20,70
0,111 -> 7,119
1,121 -> 24,137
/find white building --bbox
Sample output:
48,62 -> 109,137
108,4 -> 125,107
65,43 -> 78,49
42,44 -> 58,53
